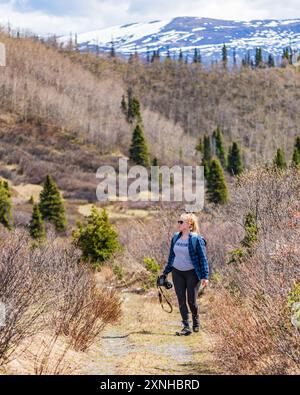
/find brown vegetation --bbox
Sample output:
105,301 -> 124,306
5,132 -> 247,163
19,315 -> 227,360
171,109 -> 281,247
0,227 -> 122,370
206,167 -> 300,374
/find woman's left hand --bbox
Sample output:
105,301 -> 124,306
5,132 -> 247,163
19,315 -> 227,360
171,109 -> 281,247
201,279 -> 209,288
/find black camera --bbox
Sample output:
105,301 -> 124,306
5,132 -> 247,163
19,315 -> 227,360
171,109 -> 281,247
157,274 -> 173,290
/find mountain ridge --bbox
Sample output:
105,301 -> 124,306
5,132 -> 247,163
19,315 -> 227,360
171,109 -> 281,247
58,16 -> 300,64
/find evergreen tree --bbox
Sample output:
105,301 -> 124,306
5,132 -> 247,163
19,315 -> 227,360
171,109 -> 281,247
134,46 -> 139,62
292,148 -> 300,168
146,47 -> 150,63
295,136 -> 300,152
151,50 -> 160,62
241,212 -> 258,250
129,123 -> 151,167
39,175 -> 67,232
0,179 -> 13,230
121,95 -> 127,115
166,46 -> 171,60
73,206 -> 122,267
227,142 -> 243,176
193,48 -> 201,64
202,134 -> 212,178
273,148 -> 287,170
268,53 -> 275,67
283,47 -> 293,64
195,136 -> 203,153
213,127 -> 227,168
110,40 -> 116,57
29,203 -> 46,240
152,157 -> 158,167
207,158 -> 229,204
255,47 -> 263,67
222,44 -> 228,68
178,48 -> 184,62
126,88 -> 141,123
151,157 -> 163,191
292,137 -> 300,167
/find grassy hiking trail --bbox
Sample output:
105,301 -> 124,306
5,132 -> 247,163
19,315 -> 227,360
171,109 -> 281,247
79,290 -> 218,375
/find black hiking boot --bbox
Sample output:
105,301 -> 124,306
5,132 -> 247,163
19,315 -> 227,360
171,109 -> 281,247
176,321 -> 192,336
192,315 -> 200,332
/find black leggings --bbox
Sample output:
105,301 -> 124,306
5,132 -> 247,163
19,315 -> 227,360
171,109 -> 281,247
172,267 -> 201,324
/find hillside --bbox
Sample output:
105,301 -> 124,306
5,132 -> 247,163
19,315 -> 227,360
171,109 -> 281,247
0,32 -> 198,201
66,49 -> 300,168
0,30 -> 300,376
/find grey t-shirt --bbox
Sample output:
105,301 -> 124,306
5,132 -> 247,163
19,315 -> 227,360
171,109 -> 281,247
172,238 -> 195,271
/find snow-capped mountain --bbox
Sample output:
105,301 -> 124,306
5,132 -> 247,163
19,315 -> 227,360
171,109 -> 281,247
58,16 -> 300,65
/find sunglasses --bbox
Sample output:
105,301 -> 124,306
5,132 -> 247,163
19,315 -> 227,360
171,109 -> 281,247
177,220 -> 184,224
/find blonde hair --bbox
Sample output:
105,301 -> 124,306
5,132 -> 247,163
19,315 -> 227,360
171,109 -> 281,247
180,213 -> 200,234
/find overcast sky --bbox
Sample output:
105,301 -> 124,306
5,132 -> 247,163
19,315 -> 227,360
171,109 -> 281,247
0,0 -> 299,36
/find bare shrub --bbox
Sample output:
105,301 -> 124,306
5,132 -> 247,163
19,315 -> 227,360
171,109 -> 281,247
0,228 -> 47,365
207,167 -> 300,374
0,227 -> 122,367
33,334 -> 73,375
29,234 -> 123,352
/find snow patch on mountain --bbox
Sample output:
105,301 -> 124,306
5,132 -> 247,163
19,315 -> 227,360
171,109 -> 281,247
57,16 -> 300,64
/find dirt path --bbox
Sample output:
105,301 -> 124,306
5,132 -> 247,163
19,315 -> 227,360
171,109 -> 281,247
78,290 -> 218,375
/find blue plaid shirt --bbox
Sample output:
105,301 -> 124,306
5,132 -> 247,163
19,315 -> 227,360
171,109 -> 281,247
163,231 -> 209,280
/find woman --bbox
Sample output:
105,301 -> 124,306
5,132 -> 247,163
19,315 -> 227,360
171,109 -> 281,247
162,213 -> 209,336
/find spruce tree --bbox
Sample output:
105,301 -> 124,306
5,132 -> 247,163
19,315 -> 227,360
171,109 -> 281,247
39,175 -> 67,232
213,127 -> 227,168
146,47 -> 150,63
126,89 -> 141,124
292,137 -> 300,167
268,53 -> 275,67
207,158 -> 229,204
193,48 -> 201,64
152,157 -> 158,167
129,123 -> 151,167
29,203 -> 46,240
241,212 -> 258,250
72,206 -> 122,267
195,136 -> 203,153
178,48 -> 184,62
222,44 -> 228,68
166,46 -> 171,60
274,148 -> 287,170
0,179 -> 13,230
292,148 -> 300,168
121,95 -> 127,115
227,142 -> 243,176
255,47 -> 263,67
202,134 -> 212,178
110,40 -> 116,57
295,136 -> 300,153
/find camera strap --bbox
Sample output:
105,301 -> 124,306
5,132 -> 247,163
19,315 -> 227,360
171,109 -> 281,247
157,285 -> 173,313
